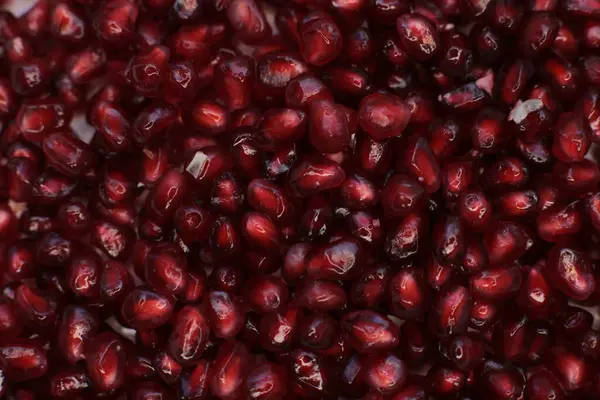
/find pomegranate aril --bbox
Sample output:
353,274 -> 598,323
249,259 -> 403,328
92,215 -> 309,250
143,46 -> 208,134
5,36 -> 34,65
525,367 -> 565,400
153,350 -> 182,385
519,13 -> 559,57
67,253 -> 101,299
288,348 -> 332,398
206,290 -> 245,339
385,211 -> 429,261
428,365 -> 465,396
358,93 -> 411,140
362,352 -> 407,395
255,108 -> 306,151
0,299 -> 23,340
495,190 -> 538,219
133,103 -> 177,147
17,98 -> 71,146
131,381 -> 172,400
388,267 -> 430,319
126,45 -> 170,97
49,368 -> 91,398
245,362 -> 287,400
256,51 -> 309,101
518,263 -> 563,320
430,284 -> 471,338
555,306 -> 593,338
93,0 -> 139,44
295,279 -> 347,311
145,243 -> 188,295
562,0 -> 600,18
227,0 -> 270,45
537,201 -> 583,242
244,276 -> 289,314
439,80 -> 490,112
14,282 -> 57,330
553,160 -> 600,193
478,363 -> 525,400
207,341 -> 249,399
396,13 -> 440,61
545,243 -> 596,301
91,101 -> 134,155
545,347 -> 591,392
178,360 -> 209,399
11,58 -> 51,97
306,237 -> 365,280
297,13 -> 342,66
432,215 -> 465,267
121,287 -> 174,330
472,25 -> 506,64
0,339 -> 48,382
552,112 -> 591,162
85,332 -> 125,392
308,99 -> 350,154
341,309 -> 398,354
289,155 -> 345,197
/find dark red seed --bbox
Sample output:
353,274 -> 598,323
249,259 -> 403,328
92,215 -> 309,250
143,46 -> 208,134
341,310 -> 399,354
358,93 -> 411,140
85,332 -> 125,392
0,339 -> 48,382
396,13 -> 440,61
121,287 -> 174,329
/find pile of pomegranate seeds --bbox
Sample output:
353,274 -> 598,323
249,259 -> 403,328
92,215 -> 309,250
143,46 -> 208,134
2,0 -> 600,399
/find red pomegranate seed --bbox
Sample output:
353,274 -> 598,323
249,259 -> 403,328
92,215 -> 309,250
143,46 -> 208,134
94,0 -> 139,44
546,347 -> 591,392
208,340 -> 249,399
357,93 -> 411,140
297,14 -> 342,66
0,339 -> 48,382
295,279 -> 347,311
121,287 -> 174,329
85,332 -> 126,392
545,243 -> 596,301
0,0 -> 600,396
396,13 -> 440,61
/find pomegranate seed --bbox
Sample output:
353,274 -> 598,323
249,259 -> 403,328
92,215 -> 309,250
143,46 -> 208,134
396,13 -> 440,61
93,0 -> 139,44
295,279 -> 347,311
546,347 -> 591,392
121,287 -> 174,329
0,339 -> 48,382
178,360 -> 209,399
518,263 -> 563,320
479,362 -> 525,400
246,362 -> 287,400
298,14 -> 342,66
358,93 -> 411,140
388,267 -> 430,319
385,211 -> 429,261
469,263 -> 523,301
206,290 -> 245,339
85,332 -> 125,392
526,367 -> 565,400
545,243 -> 596,301
341,310 -> 398,354
208,341 -> 249,399
430,284 -> 471,338
288,348 -> 332,398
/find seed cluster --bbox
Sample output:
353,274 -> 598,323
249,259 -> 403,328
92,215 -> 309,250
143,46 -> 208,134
0,0 -> 599,399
